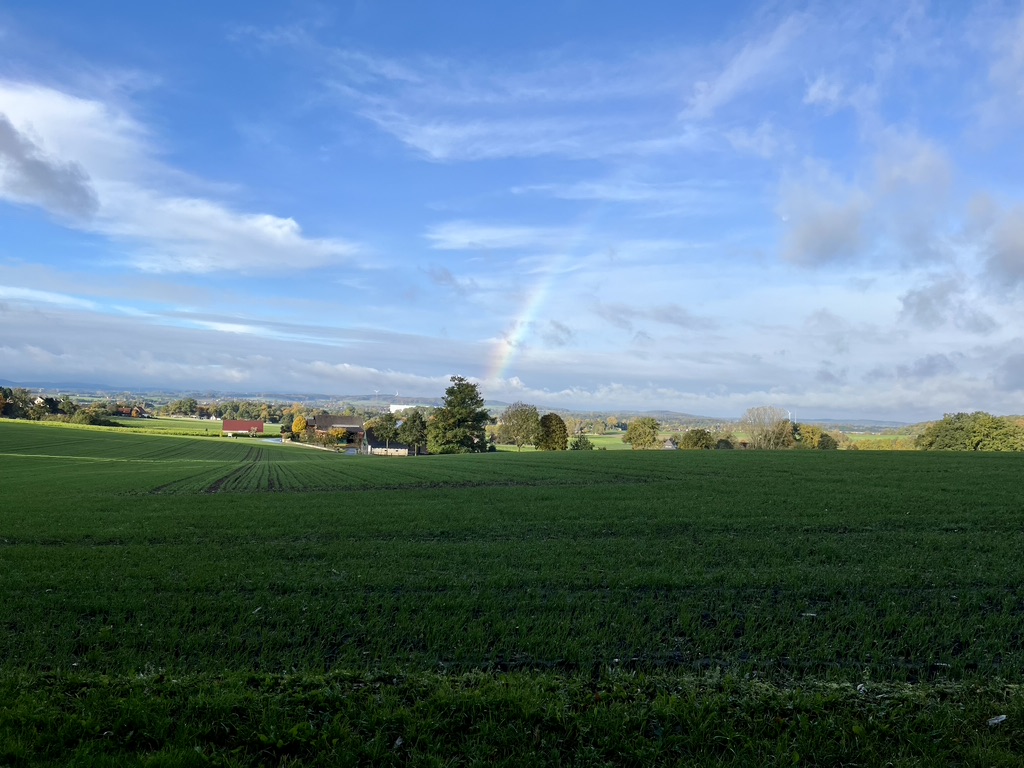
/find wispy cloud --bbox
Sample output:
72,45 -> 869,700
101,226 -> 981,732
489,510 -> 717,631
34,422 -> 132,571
593,302 -> 715,332
423,265 -> 479,296
512,177 -> 729,215
0,284 -> 98,310
682,15 -> 805,120
308,39 -> 715,162
425,221 -> 574,251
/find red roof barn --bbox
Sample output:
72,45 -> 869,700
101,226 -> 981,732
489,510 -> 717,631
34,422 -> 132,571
222,420 -> 264,436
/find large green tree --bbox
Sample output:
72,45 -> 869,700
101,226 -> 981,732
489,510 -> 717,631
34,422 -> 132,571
427,376 -> 490,454
498,402 -> 541,451
916,412 -> 1024,451
398,410 -> 428,456
372,411 -> 400,451
1,388 -> 31,419
679,428 -> 715,450
537,413 -> 568,451
622,417 -> 660,450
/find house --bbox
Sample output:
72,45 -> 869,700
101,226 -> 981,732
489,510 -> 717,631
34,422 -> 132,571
222,419 -> 264,436
306,415 -> 365,447
117,406 -> 149,418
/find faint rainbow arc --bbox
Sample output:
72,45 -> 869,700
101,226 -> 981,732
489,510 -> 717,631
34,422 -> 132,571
486,272 -> 555,382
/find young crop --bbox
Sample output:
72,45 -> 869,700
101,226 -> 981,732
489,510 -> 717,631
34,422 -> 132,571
2,419 -> 1023,764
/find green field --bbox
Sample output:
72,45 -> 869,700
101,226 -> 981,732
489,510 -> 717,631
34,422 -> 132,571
107,416 -> 282,437
1,420 -> 1022,765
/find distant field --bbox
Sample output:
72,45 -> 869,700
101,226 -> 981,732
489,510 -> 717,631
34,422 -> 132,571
108,415 -> 282,436
844,432 -> 903,442
1,419 -> 1021,765
588,432 -> 632,449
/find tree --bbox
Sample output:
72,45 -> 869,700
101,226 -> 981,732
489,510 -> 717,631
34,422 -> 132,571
537,413 -> 568,451
569,434 -> 594,450
427,376 -> 490,454
498,402 -> 541,451
916,412 -> 1024,451
291,414 -> 307,437
679,428 -> 715,450
740,406 -> 794,450
398,410 -> 428,456
373,411 -> 400,451
794,424 -> 838,450
622,417 -> 660,450
169,397 -> 198,416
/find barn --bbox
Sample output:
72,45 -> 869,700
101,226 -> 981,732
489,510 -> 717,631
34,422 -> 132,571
222,419 -> 264,436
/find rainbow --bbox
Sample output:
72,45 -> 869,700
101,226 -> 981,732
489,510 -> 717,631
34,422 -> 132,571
486,272 -> 555,382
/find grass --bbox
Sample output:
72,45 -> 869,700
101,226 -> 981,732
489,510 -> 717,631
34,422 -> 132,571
1,419 -> 1022,764
107,416 -> 283,437
583,432 -> 632,449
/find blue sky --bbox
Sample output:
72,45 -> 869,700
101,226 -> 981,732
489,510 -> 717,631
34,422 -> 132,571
2,1 -> 1024,420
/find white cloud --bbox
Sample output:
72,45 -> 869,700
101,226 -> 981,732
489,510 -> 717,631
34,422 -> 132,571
972,5 -> 1024,130
898,275 -> 998,335
984,203 -> 1024,287
725,121 -> 783,158
803,74 -> 844,112
0,80 -> 359,273
779,133 -> 953,267
0,284 -> 98,310
0,114 -> 98,218
780,177 -> 869,266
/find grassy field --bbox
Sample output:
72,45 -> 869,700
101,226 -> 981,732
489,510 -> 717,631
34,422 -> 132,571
1,419 -> 1022,765
107,416 -> 283,437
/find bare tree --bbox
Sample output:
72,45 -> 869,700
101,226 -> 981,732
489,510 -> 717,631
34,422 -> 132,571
740,406 -> 793,450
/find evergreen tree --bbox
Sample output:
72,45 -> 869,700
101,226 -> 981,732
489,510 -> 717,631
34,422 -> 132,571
427,376 -> 490,454
569,434 -> 594,450
537,413 -> 568,450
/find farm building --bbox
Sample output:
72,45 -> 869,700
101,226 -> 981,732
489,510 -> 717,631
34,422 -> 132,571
362,427 -> 410,456
306,415 -> 365,448
222,419 -> 264,436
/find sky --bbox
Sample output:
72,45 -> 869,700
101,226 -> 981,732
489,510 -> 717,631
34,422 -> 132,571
1,1 -> 1023,420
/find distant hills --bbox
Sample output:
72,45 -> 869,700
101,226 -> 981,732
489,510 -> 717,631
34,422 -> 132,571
0,378 -> 910,430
